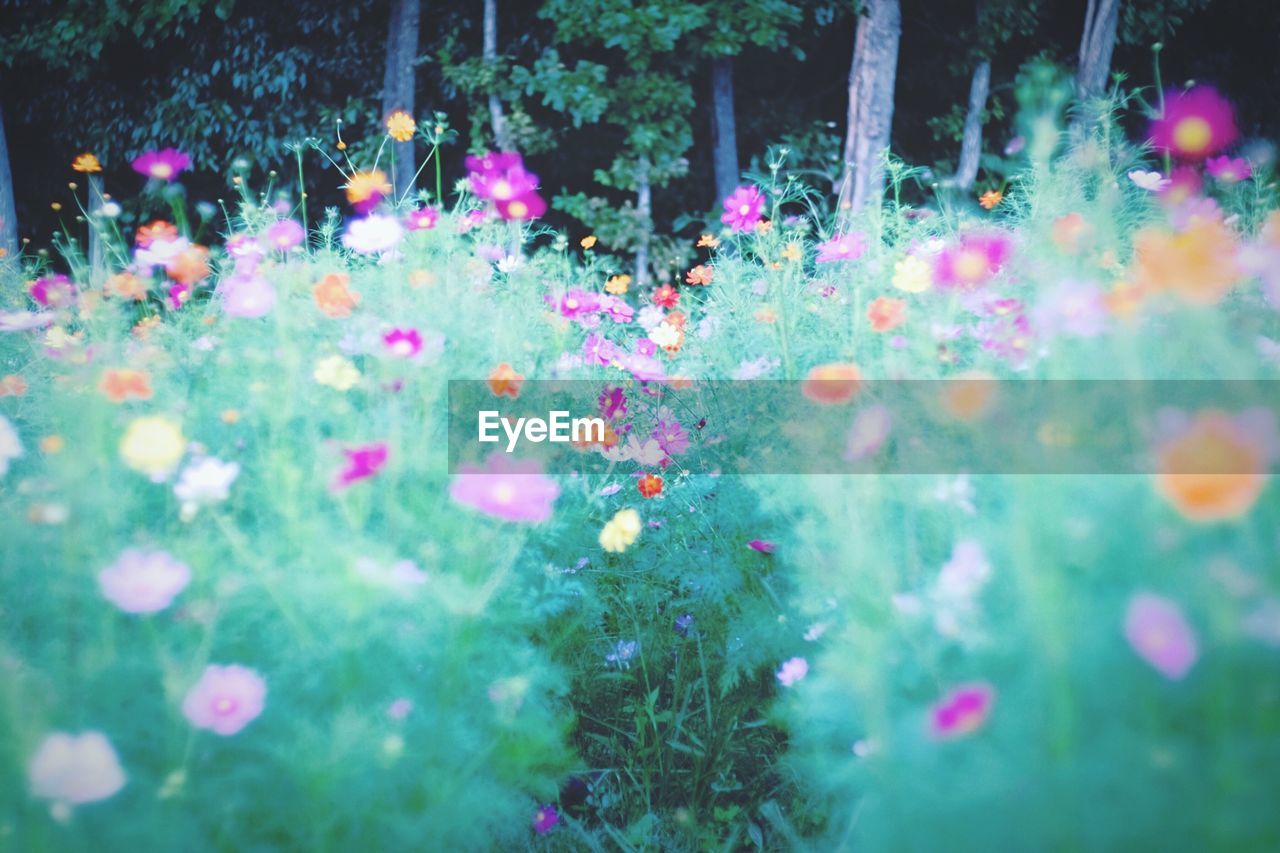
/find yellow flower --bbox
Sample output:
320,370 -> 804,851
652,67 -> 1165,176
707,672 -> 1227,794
344,170 -> 392,207
72,153 -> 102,173
119,416 -> 185,478
599,508 -> 642,553
781,242 -> 802,263
314,355 -> 360,391
580,235 -> 598,249
696,233 -> 720,248
385,110 -> 416,142
892,255 -> 932,293
39,435 -> 65,454
605,274 -> 631,295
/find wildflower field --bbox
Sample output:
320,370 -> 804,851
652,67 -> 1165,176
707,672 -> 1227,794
3,3 -> 1280,849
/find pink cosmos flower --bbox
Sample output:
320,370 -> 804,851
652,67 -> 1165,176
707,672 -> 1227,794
29,274 -> 77,308
747,539 -> 776,554
219,274 -> 276,318
1150,86 -> 1238,161
1205,155 -> 1252,183
1158,165 -> 1204,209
776,656 -> 808,687
466,152 -> 547,221
1125,593 -> 1199,680
1033,280 -> 1108,338
599,386 -> 628,420
382,328 -> 423,358
131,148 -> 191,182
182,664 -> 267,735
533,804 -> 559,835
264,219 -> 305,252
599,294 -> 634,324
334,442 -> 389,490
651,419 -> 689,456
405,207 -> 440,230
449,452 -> 560,523
582,333 -> 620,367
559,289 -> 600,320
934,233 -> 1011,289
816,231 -> 868,263
721,185 -> 765,232
496,191 -> 547,221
929,682 -> 995,739
99,547 -> 192,614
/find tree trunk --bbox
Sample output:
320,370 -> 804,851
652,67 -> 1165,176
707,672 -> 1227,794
382,0 -> 420,199
635,156 -> 651,289
0,104 -> 17,261
709,56 -> 739,205
1076,0 -> 1120,100
483,0 -> 513,151
837,0 -> 901,216
954,59 -> 990,191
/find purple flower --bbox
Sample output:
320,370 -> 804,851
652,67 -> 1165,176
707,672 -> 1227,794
930,682 -> 995,738
559,289 -> 600,320
776,657 -> 808,687
1125,593 -> 1199,680
131,148 -> 191,182
598,386 -> 628,420
599,294 -> 634,324
1205,155 -> 1252,183
533,804 -> 559,835
29,274 -> 77,309
816,231 -> 868,263
334,442 -> 389,490
721,185 -> 765,232
449,453 -> 560,523
606,639 -> 638,668
264,219 -> 305,252
182,664 -> 267,736
98,548 -> 191,614
652,419 -> 689,456
219,274 -> 276,318
1033,280 -> 1108,338
582,334 -> 619,367
674,613 -> 694,636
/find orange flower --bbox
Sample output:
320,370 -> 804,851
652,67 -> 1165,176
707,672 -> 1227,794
132,316 -> 161,340
165,245 -> 210,286
136,220 -> 177,248
685,264 -> 714,286
754,306 -> 777,323
697,233 -> 720,248
385,110 -> 416,142
221,409 -> 241,424
940,371 -> 997,422
637,473 -> 664,498
0,374 -> 27,397
666,310 -> 687,329
802,363 -> 861,405
1155,410 -> 1268,522
605,274 -> 631,295
867,296 -> 906,332
99,369 -> 153,403
1051,212 -> 1090,253
755,219 -> 773,234
72,152 -> 102,173
978,189 -> 1003,210
580,235 -> 597,249
313,273 -> 360,318
104,273 -> 148,301
39,435 -> 65,454
1103,280 -> 1147,321
1131,216 -> 1242,305
408,269 -> 436,288
345,170 -> 392,208
488,363 -> 524,398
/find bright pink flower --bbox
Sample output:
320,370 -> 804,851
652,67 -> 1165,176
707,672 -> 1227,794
1205,155 -> 1252,183
747,539 -> 776,554
1149,86 -> 1238,161
98,547 -> 191,614
1125,593 -> 1199,680
219,274 -> 276,318
264,219 -> 305,252
929,681 -> 995,739
721,185 -> 765,232
1158,166 -> 1204,208
131,148 -> 191,182
334,442 -> 389,490
816,231 -> 868,263
467,152 -> 536,200
182,664 -> 267,736
496,191 -> 547,221
382,328 -> 423,358
168,282 -> 191,310
449,452 -> 560,523
533,804 -> 559,835
776,656 -> 808,687
405,207 -> 440,230
559,289 -> 600,320
29,274 -> 77,308
934,233 -> 1011,289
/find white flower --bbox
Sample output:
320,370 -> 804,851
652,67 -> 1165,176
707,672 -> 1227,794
0,414 -> 23,479
98,201 -> 122,218
342,214 -> 404,254
174,456 -> 240,508
648,321 -> 680,349
0,310 -> 55,332
1128,169 -> 1170,192
28,731 -> 127,807
636,305 -> 665,331
496,254 -> 524,274
135,236 -> 191,268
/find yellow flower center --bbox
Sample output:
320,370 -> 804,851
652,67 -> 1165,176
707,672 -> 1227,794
953,250 -> 987,282
151,163 -> 173,179
1172,117 -> 1212,155
507,201 -> 528,219
738,204 -> 751,215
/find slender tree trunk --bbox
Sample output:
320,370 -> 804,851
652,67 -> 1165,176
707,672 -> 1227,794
635,156 -> 651,289
1076,0 -> 1120,100
954,59 -> 990,191
0,104 -> 18,260
483,0 -> 513,151
382,0 -> 420,199
837,0 -> 901,216
709,56 -> 739,205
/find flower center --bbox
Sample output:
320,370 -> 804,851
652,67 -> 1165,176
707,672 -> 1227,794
738,204 -> 751,216
507,201 -> 528,218
1172,117 -> 1213,154
151,163 -> 173,179
214,697 -> 238,716
492,483 -> 515,504
953,251 -> 988,282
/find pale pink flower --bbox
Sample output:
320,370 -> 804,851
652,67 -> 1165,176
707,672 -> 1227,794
929,681 -> 995,738
1125,593 -> 1199,680
815,231 -> 868,263
776,656 -> 808,687
28,731 -> 126,807
99,547 -> 192,614
449,453 -> 560,522
182,664 -> 267,735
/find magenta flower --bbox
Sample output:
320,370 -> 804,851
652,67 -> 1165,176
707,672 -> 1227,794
721,185 -> 765,232
29,274 -> 77,308
334,442 -> 389,490
599,294 -> 634,324
816,231 -> 868,263
1125,593 -> 1199,680
1150,86 -> 1238,161
167,282 -> 192,310
1205,155 -> 1252,183
449,452 -> 560,523
533,804 -> 559,835
747,539 -> 776,554
598,386 -> 628,420
131,148 -> 191,182
264,219 -> 305,252
382,328 -> 423,359
776,656 -> 808,687
495,191 -> 547,221
934,233 -> 1011,289
99,547 -> 192,614
929,682 -> 995,739
405,207 -> 440,230
219,274 -> 276,318
182,664 -> 267,736
466,151 -> 547,221
559,289 -> 600,320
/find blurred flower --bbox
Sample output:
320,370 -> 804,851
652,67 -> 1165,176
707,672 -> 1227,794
978,189 -> 1003,209
939,372 -> 997,422
1128,170 -> 1170,192
104,273 -> 147,301
652,284 -> 679,309
1149,85 -> 1237,160
314,354 -> 361,391
929,682 -> 995,738
599,507 -> 642,552
697,233 -> 720,248
844,403 -> 892,461
385,110 -> 416,142
29,274 -> 77,308
450,453 -> 560,523
119,416 -> 184,479
342,214 -> 404,254
1125,593 -> 1198,679
891,254 -> 932,293
0,414 -> 24,479
802,363 -> 861,405
174,456 -> 240,511
652,418 -> 688,455
182,664 -> 267,736
815,231 -> 867,263
747,539 -> 776,554
776,657 -> 808,687
344,170 -> 392,213
99,368 -> 153,403
582,333 -> 619,367
99,547 -> 191,614
533,804 -> 559,835
559,288 -> 600,320
637,472 -> 665,497
685,264 -> 714,286
934,233 -> 1011,289
28,732 -> 126,807
1154,408 -> 1275,522
581,234 -> 597,249
132,148 -> 191,182
313,273 -> 360,318
404,207 -> 439,230
1033,280 -> 1107,338
488,363 -> 523,398
720,185 -> 765,232
71,152 -> 102,173
1050,212 -> 1091,253
334,442 -> 389,490
466,151 -> 546,220
265,219 -> 305,252
220,273 -> 277,318
382,328 -> 424,359
1205,155 -> 1251,183
605,274 -> 631,294
1131,216 -> 1241,306
867,296 -> 906,332
0,374 -> 26,397
606,639 -> 638,668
